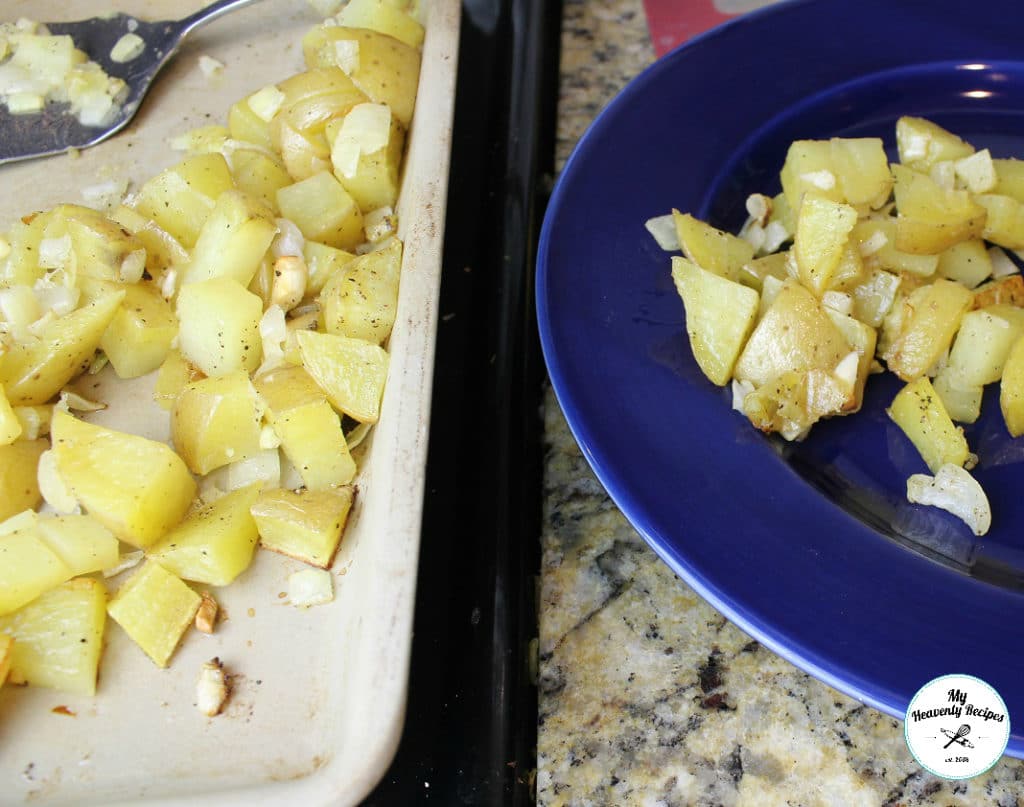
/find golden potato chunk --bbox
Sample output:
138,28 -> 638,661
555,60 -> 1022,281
0,439 -> 47,521
0,578 -> 106,695
670,256 -> 758,386
888,376 -> 970,473
297,330 -> 390,423
251,485 -> 355,568
107,560 -> 200,668
172,371 -> 264,475
51,410 -> 196,548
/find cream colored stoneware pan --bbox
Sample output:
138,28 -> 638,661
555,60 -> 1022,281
0,0 -> 459,803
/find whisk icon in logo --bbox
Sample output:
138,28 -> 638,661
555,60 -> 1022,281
905,674 -> 1010,779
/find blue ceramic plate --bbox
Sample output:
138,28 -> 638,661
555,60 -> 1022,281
537,0 -> 1024,757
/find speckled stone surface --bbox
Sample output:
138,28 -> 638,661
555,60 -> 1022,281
536,2 -> 1024,805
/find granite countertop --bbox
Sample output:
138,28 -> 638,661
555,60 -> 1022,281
535,2 -> 1024,804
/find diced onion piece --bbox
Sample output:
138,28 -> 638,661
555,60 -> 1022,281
37,449 -> 80,514
272,218 -> 305,258
988,246 -> 1019,278
762,220 -> 790,254
739,220 -> 766,252
832,351 -> 859,391
822,290 -> 853,316
731,378 -> 754,412
333,39 -> 360,74
331,103 -> 391,179
858,229 -> 888,257
279,452 -> 305,490
198,54 -> 225,79
259,424 -> 282,450
287,568 -> 334,607
38,235 -> 72,270
0,285 -> 41,333
644,214 -> 679,251
102,549 -> 145,578
799,169 -> 835,190
110,32 -> 145,63
81,178 -> 129,211
58,390 -> 106,412
906,463 -> 991,536
364,206 -> 397,243
954,148 -> 996,193
247,85 -> 285,122
225,450 -> 281,491
118,248 -> 147,284
33,282 -> 79,318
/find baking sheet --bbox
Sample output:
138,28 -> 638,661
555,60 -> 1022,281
0,0 -> 459,803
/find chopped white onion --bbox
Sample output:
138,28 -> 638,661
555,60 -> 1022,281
643,214 -> 678,251
988,246 -> 1019,278
906,463 -> 991,536
272,218 -> 305,258
110,33 -> 145,63
37,449 -> 80,514
287,568 -> 334,607
198,54 -> 225,79
247,85 -> 285,122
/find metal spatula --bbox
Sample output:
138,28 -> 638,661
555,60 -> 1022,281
0,0 -> 263,166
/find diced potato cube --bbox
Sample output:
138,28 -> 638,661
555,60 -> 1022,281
737,251 -> 791,291
172,371 -> 264,475
302,25 -> 421,127
892,164 -> 986,254
888,376 -> 970,472
251,485 -> 354,568
277,171 -> 364,250
0,289 -> 124,405
148,483 -> 262,586
896,116 -> 974,171
944,305 -> 1024,387
853,218 -> 939,277
154,350 -> 204,411
793,194 -> 858,296
181,190 -> 278,287
51,410 -> 196,548
743,369 -> 849,440
36,515 -> 119,577
0,439 -> 47,521
830,137 -> 892,208
129,153 -> 235,247
228,94 -> 275,151
1000,334 -> 1024,436
0,529 -> 71,616
334,0 -> 425,49
176,277 -> 263,377
318,236 -> 402,343
937,239 -> 992,288
974,193 -> 1024,250
670,256 -> 758,386
47,204 -> 146,283
107,560 -> 200,667
0,578 -> 106,695
971,274 -> 1024,309
230,149 -> 292,213
954,148 -> 997,193
100,282 -> 178,379
933,369 -> 983,424
672,211 -> 754,281
254,365 -> 357,489
297,330 -> 389,423
303,240 -> 357,297
780,139 -> 844,213
734,280 -> 851,388
881,278 -> 972,381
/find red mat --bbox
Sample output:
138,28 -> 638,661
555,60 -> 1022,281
642,0 -> 781,57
